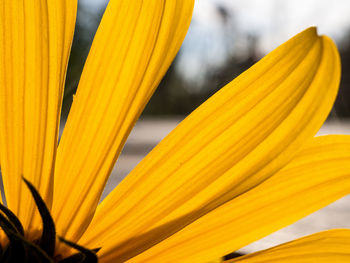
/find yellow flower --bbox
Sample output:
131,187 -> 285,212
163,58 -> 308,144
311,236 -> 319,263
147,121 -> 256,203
0,0 -> 349,262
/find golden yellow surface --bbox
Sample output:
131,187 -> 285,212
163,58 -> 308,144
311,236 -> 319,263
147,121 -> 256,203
1,1 -> 349,262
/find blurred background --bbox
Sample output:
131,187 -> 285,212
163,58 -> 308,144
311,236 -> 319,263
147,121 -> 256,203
63,0 -> 350,255
64,0 -> 350,119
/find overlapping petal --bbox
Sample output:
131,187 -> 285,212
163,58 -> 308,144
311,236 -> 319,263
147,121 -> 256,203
117,135 -> 350,262
228,229 -> 350,262
0,0 -> 77,233
52,0 -> 195,242
79,28 -> 340,258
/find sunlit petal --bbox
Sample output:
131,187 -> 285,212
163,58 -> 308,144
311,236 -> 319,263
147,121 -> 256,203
52,0 -> 194,242
80,28 -> 340,257
228,229 -> 350,263
118,135 -> 350,262
0,0 -> 77,233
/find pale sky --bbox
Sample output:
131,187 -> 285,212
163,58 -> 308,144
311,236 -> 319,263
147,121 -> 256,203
183,0 -> 350,84
196,0 -> 350,50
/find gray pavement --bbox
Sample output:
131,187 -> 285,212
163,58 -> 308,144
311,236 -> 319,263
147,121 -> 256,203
102,118 -> 350,253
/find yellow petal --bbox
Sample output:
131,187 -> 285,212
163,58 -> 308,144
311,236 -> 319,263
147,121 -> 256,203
52,0 -> 194,242
80,28 -> 340,253
118,135 -> 350,262
228,229 -> 350,263
0,0 -> 77,233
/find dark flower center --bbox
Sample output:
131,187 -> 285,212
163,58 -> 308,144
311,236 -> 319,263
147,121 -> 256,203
0,178 -> 99,263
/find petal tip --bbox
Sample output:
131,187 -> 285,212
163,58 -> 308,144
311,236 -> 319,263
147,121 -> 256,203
302,26 -> 319,39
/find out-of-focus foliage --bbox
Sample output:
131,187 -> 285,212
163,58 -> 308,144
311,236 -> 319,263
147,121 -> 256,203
334,32 -> 350,118
143,44 -> 257,116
